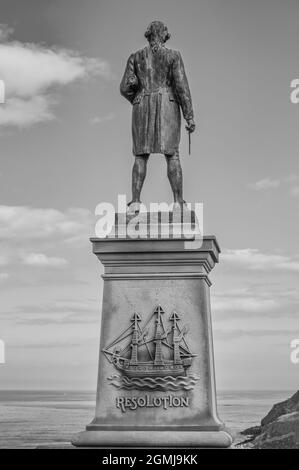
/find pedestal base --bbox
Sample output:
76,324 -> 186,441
72,233 -> 233,449
72,429 -> 233,448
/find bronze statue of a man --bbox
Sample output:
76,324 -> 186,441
120,21 -> 196,210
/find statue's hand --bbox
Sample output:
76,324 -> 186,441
185,119 -> 196,133
127,74 -> 138,88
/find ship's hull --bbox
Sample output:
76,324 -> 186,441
116,361 -> 188,378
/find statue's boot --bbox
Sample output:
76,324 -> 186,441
172,199 -> 188,211
127,201 -> 141,214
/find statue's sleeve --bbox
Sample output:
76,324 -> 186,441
172,51 -> 194,121
120,53 -> 137,104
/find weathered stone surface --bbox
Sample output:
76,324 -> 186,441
72,430 -> 233,448
72,234 -> 232,448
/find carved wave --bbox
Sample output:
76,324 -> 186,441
107,374 -> 200,391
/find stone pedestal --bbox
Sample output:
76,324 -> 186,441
72,231 -> 232,447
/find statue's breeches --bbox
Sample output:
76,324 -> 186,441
132,90 -> 181,156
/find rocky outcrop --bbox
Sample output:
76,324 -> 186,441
261,391 -> 299,426
240,425 -> 261,438
240,391 -> 299,449
254,411 -> 299,449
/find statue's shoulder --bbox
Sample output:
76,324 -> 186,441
132,46 -> 148,60
131,47 -> 181,62
164,48 -> 181,62
168,48 -> 181,58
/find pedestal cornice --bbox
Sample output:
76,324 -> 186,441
90,235 -> 220,283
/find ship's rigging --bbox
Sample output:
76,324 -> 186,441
102,305 -> 196,378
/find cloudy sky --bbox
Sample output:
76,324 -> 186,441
0,0 -> 299,391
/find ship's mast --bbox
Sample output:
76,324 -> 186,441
170,311 -> 182,365
130,312 -> 141,364
153,306 -> 165,365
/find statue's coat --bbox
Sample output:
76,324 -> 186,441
120,46 -> 194,156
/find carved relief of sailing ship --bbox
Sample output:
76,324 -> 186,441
103,305 -> 196,378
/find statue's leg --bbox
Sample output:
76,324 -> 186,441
129,154 -> 149,205
165,152 -> 184,205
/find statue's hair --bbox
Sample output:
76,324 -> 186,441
144,21 -> 171,43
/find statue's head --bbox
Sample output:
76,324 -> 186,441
144,21 -> 171,45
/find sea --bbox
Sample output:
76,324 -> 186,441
0,390 -> 292,448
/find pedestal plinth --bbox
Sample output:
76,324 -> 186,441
72,231 -> 232,447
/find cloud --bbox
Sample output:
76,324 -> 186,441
214,328 -> 297,341
249,177 -> 280,190
290,186 -> 299,197
248,174 -> 299,196
0,23 -> 14,42
16,316 -> 98,325
0,24 -> 111,127
212,283 -> 299,318
285,174 -> 299,183
0,272 -> 10,281
0,205 -> 92,242
90,113 -> 116,125
0,205 -> 93,282
0,255 -> 9,266
11,340 -> 97,349
212,295 -> 277,313
0,95 -> 55,127
5,299 -> 99,324
21,252 -> 68,267
222,248 -> 299,272
12,299 -> 97,315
